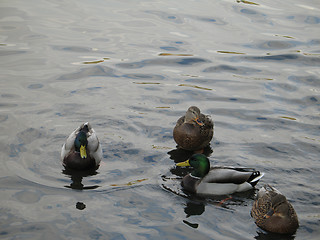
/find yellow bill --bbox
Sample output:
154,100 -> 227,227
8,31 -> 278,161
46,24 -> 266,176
176,159 -> 191,167
80,145 -> 87,159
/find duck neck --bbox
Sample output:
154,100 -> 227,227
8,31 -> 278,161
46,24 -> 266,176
191,165 -> 209,178
74,131 -> 88,152
189,174 -> 201,179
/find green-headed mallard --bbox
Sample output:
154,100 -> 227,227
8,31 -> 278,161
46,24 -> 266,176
173,106 -> 213,152
176,154 -> 264,196
61,122 -> 102,170
251,184 -> 299,234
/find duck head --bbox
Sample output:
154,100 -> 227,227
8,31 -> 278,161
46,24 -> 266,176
176,154 -> 210,178
74,130 -> 88,159
185,106 -> 204,126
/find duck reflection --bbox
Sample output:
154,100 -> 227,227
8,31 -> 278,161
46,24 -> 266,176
182,201 -> 205,229
76,201 -> 86,210
254,230 -> 297,240
181,193 -> 258,229
185,201 -> 205,217
62,168 -> 100,190
167,145 -> 213,164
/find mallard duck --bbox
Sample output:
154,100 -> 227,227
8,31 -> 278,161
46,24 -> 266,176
61,122 -> 103,170
251,184 -> 299,234
173,106 -> 214,152
176,154 -> 264,196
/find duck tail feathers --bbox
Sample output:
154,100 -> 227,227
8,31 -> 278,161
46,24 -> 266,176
248,171 -> 264,187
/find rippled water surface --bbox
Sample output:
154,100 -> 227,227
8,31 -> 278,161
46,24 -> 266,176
1,0 -> 320,239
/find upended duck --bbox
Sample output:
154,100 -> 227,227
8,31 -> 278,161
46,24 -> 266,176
173,106 -> 213,152
251,184 -> 299,235
176,154 -> 264,196
61,122 -> 103,170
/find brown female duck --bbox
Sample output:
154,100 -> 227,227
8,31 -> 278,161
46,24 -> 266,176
173,106 -> 213,152
251,184 -> 299,234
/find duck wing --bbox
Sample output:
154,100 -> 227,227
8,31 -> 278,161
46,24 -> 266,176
203,166 -> 264,186
251,185 -> 299,234
87,128 -> 100,151
86,125 -> 102,165
61,126 -> 80,160
174,116 -> 185,127
200,113 -> 214,129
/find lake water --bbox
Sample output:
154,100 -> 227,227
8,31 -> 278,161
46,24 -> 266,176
0,0 -> 319,239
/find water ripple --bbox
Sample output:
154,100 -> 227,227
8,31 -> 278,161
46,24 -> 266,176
1,1 -> 320,239
116,57 -> 210,69
123,73 -> 165,80
145,10 -> 184,24
57,66 -> 118,80
203,64 -> 261,75
52,45 -> 112,55
289,75 -> 320,87
242,54 -> 320,66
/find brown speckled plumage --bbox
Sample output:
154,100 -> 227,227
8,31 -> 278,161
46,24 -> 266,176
251,185 -> 299,235
173,106 -> 213,151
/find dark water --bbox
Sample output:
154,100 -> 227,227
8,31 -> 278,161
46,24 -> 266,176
1,0 -> 319,239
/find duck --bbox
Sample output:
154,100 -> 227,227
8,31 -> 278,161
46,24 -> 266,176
176,154 -> 264,196
61,122 -> 103,170
251,184 -> 299,234
173,106 -> 214,152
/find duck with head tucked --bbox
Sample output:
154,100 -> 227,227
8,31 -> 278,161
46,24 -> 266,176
173,106 -> 213,152
61,122 -> 103,170
251,184 -> 299,235
176,154 -> 264,196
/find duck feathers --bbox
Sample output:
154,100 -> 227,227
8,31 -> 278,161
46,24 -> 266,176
61,122 -> 102,170
192,167 -> 264,195
173,106 -> 214,151
177,154 -> 264,196
251,185 -> 299,234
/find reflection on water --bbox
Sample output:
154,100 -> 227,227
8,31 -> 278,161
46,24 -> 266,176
57,65 -> 117,80
184,201 -> 205,218
116,57 -> 210,69
168,146 -> 213,163
1,0 -> 320,239
62,168 -> 100,190
76,202 -> 86,210
254,230 -> 297,240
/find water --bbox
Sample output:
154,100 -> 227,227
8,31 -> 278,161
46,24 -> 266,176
0,0 -> 319,239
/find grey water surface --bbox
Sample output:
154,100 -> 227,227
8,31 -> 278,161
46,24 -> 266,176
0,0 -> 319,239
